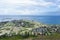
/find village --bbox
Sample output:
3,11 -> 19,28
0,19 -> 60,40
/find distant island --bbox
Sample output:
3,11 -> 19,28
0,19 -> 60,40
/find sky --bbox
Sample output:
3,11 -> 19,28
0,0 -> 60,15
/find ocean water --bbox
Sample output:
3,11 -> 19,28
0,15 -> 60,24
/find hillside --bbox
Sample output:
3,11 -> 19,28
0,19 -> 60,40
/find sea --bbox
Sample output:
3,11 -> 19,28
0,15 -> 60,24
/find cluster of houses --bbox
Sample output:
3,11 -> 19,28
0,20 -> 60,37
32,25 -> 60,36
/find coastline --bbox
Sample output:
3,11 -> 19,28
0,19 -> 60,40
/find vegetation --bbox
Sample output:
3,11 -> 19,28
0,19 -> 60,40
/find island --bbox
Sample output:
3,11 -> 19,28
0,19 -> 60,40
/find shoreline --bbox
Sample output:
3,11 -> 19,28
0,19 -> 60,40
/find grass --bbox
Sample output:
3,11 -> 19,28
0,33 -> 60,40
0,35 -> 24,40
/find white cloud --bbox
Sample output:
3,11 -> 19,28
57,5 -> 60,8
38,1 -> 54,7
0,0 -> 37,6
0,0 -> 55,7
0,0 -> 59,15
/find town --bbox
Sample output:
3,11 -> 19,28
0,19 -> 60,40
